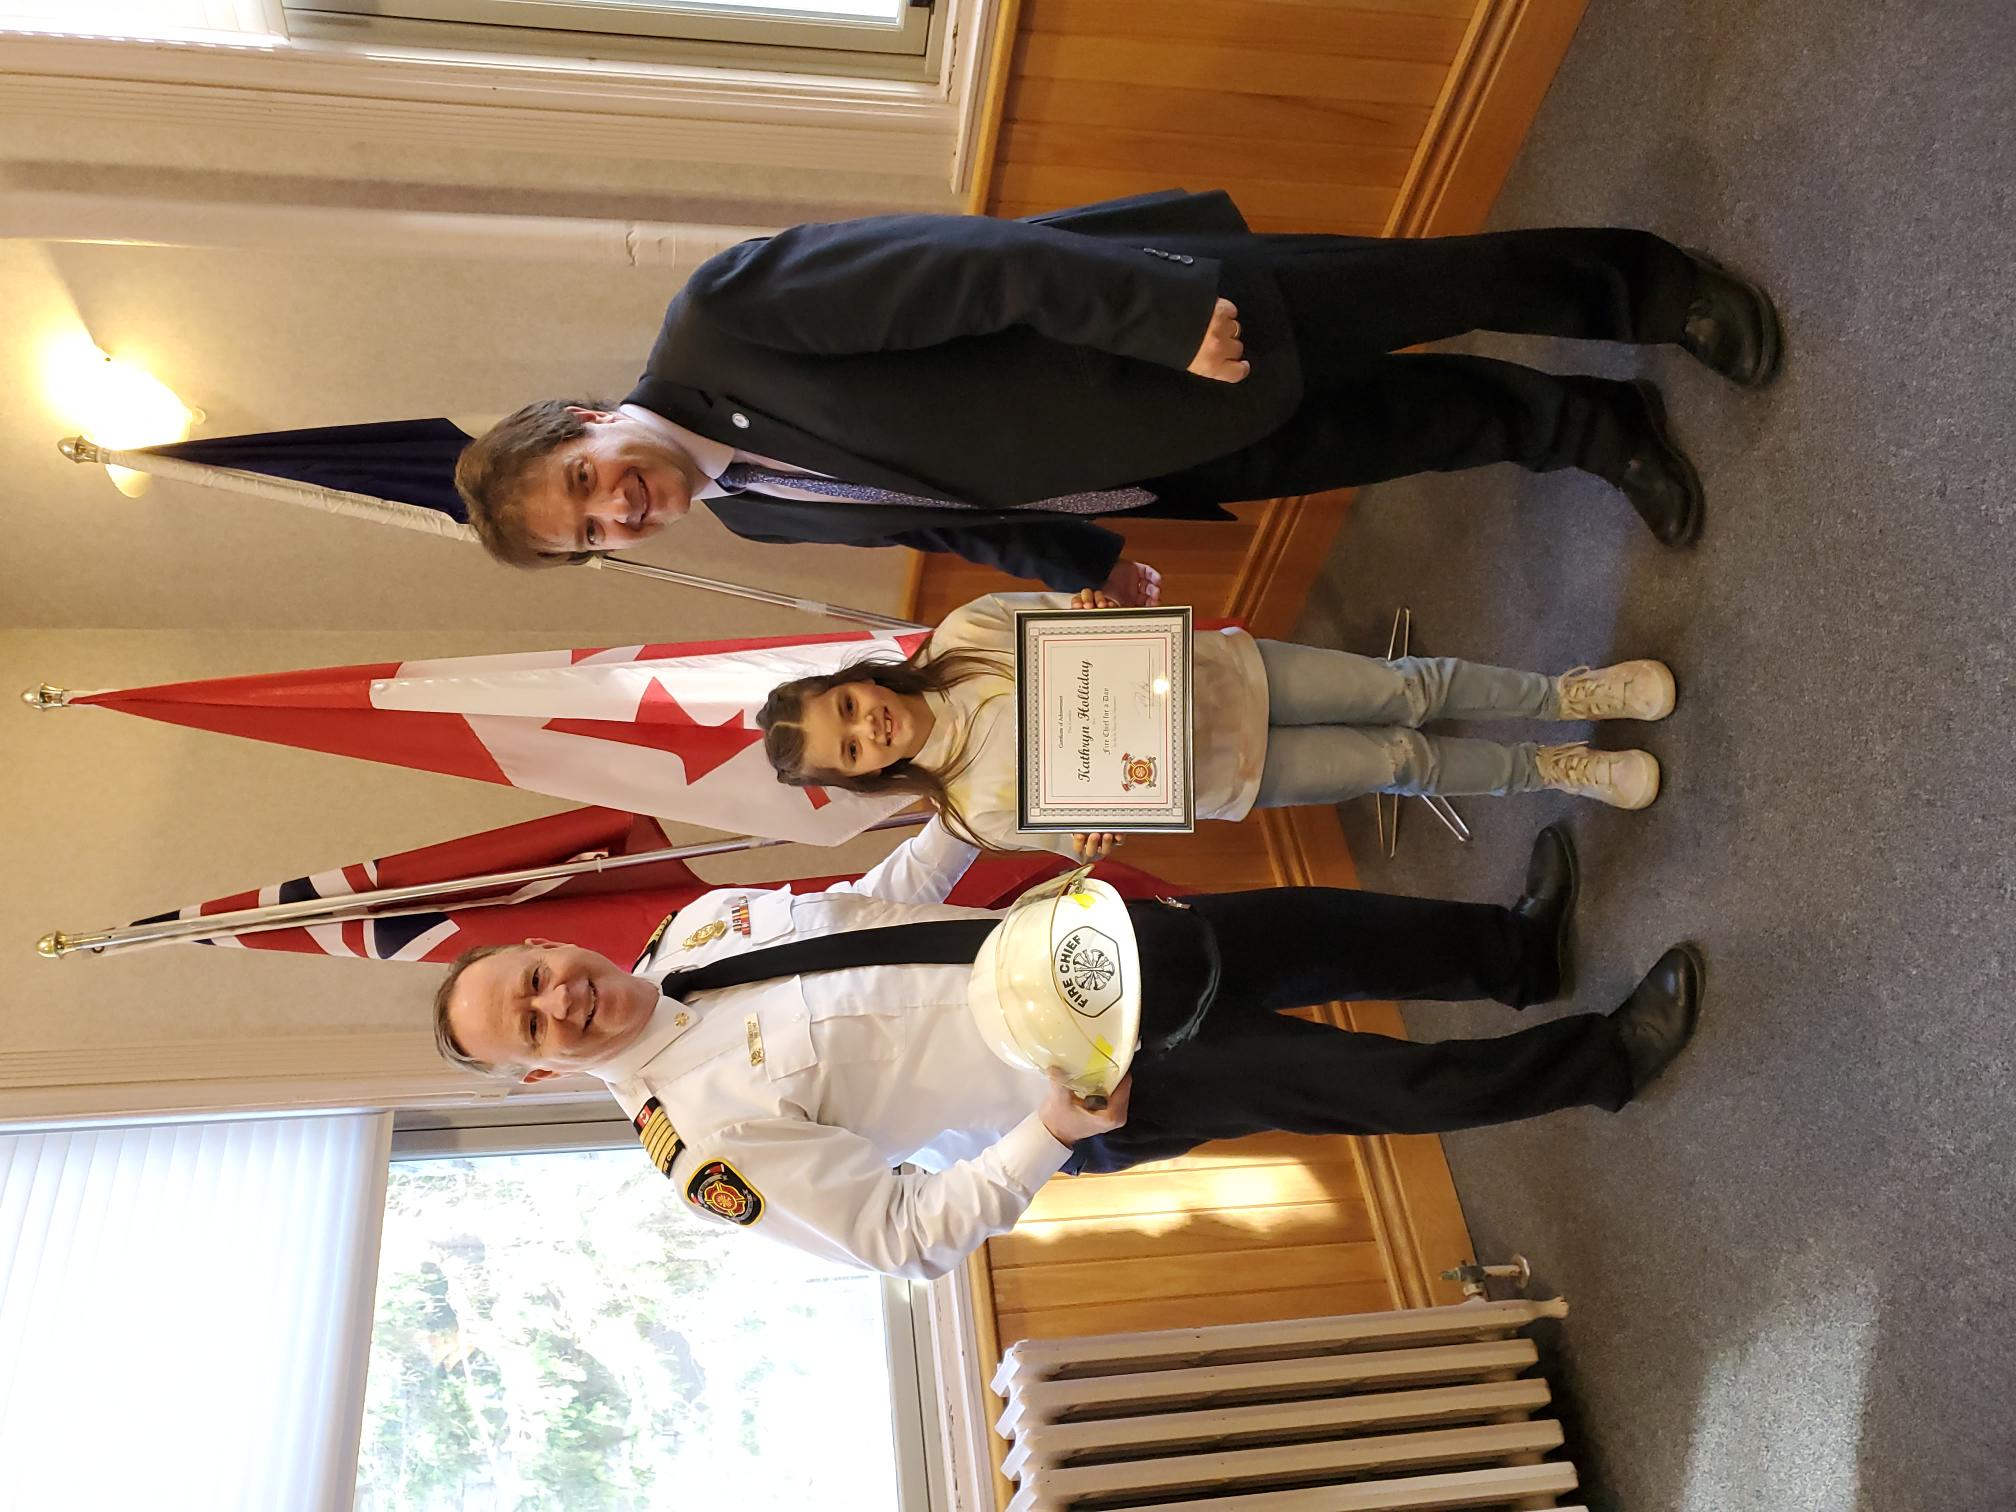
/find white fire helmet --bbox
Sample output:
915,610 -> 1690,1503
967,865 -> 1141,1099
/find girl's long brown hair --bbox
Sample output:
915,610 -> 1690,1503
757,643 -> 1009,850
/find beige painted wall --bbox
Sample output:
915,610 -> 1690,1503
0,47 -> 936,1116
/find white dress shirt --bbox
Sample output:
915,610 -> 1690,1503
588,818 -> 1069,1279
912,592 -> 1272,856
655,414 -> 853,505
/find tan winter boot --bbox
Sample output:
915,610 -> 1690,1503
1536,743 -> 1662,809
1554,660 -> 1677,722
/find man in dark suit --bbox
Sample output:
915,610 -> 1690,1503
454,190 -> 1779,594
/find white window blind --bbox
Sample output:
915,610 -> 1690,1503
0,1113 -> 393,1512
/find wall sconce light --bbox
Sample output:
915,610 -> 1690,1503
42,332 -> 203,497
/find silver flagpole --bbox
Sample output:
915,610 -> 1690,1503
35,812 -> 927,960
58,437 -> 923,632
587,555 -> 921,630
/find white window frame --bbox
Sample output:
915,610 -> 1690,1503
389,1105 -> 952,1512
0,0 -> 1005,199
284,0 -> 936,67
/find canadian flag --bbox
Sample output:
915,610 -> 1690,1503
76,629 -> 929,845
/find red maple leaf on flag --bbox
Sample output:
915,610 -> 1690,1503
542,678 -> 830,806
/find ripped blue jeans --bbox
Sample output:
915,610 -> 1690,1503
1254,640 -> 1558,805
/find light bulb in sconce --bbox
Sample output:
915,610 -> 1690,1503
43,332 -> 202,496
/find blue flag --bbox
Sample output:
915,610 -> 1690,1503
144,418 -> 473,520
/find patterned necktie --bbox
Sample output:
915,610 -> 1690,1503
716,461 -> 1154,516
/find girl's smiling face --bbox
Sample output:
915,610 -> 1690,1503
798,680 -> 935,776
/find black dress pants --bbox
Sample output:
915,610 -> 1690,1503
1142,227 -> 1702,505
1065,888 -> 1633,1174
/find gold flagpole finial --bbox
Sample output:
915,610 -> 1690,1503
36,931 -> 72,959
21,685 -> 72,711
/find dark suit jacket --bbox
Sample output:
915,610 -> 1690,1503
627,190 -> 1301,589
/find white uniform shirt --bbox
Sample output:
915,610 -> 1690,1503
912,592 -> 1272,856
589,819 -> 1070,1279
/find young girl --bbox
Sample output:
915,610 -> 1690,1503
758,591 -> 1675,858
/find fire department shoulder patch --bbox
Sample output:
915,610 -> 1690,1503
686,1158 -> 765,1227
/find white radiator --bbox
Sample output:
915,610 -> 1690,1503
990,1297 -> 1582,1512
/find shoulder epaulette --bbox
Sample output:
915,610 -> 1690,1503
634,909 -> 678,969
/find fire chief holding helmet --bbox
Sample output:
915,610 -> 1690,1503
432,817 -> 1702,1279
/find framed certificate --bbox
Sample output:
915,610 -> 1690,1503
1015,607 -> 1195,832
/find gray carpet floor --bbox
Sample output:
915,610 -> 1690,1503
1290,3 -> 2016,1508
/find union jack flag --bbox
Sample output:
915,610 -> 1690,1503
130,806 -> 709,964
131,809 -> 1180,966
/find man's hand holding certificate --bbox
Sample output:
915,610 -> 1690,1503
1015,594 -> 1195,834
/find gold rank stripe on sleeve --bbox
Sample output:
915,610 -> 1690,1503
633,1097 -> 684,1178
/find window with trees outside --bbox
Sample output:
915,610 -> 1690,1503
0,1113 -> 938,1510
354,1143 -> 938,1511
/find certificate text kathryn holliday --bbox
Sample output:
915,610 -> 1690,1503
1074,660 -> 1094,782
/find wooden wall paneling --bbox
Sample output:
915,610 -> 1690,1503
1019,0 -> 1476,58
1225,495 -> 1358,639
909,502 -> 1333,629
987,0 -> 1479,236
995,122 -> 1418,195
995,83 -> 1432,153
1387,0 -> 1595,239
997,1195 -> 1376,1264
997,1283 -> 1400,1344
1007,33 -> 1455,106
992,162 -> 1397,232
993,1236 -> 1392,1316
1008,1143 -> 1373,1229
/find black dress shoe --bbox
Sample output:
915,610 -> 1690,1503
1609,943 -> 1705,1094
1616,379 -> 1704,547
1510,824 -> 1577,1005
1680,248 -> 1783,389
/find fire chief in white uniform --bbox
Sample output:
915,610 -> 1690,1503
434,819 -> 1701,1278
